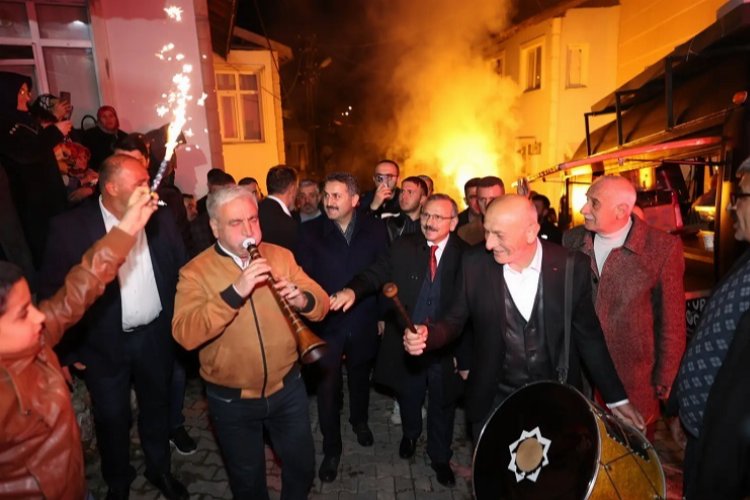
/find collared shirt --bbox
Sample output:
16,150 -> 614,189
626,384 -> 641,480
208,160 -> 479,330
427,234 -> 450,267
593,218 -> 633,273
267,195 -> 292,217
99,196 -> 162,331
503,239 -> 543,321
218,241 -> 249,270
335,210 -> 357,245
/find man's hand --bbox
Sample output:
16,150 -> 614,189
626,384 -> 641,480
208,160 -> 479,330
404,324 -> 428,356
118,187 -> 159,235
330,288 -> 355,311
233,258 -> 271,298
53,99 -> 72,121
611,403 -> 646,433
370,183 -> 393,210
274,278 -> 308,311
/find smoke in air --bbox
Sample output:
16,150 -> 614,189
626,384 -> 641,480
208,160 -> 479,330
363,0 -> 522,200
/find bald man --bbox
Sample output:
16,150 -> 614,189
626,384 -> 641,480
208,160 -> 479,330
405,195 -> 644,441
563,175 -> 685,434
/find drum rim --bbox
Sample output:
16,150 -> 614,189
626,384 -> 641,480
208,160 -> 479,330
471,380 -> 602,500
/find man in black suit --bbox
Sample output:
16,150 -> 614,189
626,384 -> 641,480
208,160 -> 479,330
259,164 -> 299,250
532,193 -> 562,244
295,172 -> 390,483
404,195 -> 644,441
359,159 -> 402,219
332,194 -> 468,487
39,154 -> 188,500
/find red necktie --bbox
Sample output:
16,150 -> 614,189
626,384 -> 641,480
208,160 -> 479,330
429,245 -> 438,281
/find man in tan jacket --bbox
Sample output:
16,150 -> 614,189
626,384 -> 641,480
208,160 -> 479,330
173,185 -> 328,500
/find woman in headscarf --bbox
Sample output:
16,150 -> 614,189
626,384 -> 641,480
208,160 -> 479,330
0,72 -> 70,269
81,105 -> 128,171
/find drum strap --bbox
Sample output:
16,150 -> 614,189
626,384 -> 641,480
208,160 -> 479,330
557,252 -> 575,384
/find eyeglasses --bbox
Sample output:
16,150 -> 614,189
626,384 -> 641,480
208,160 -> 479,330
374,174 -> 397,183
730,192 -> 750,205
420,212 -> 455,222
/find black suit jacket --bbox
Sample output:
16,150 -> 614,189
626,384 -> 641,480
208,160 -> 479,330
348,232 -> 468,392
426,240 -> 627,423
38,198 -> 187,375
259,197 -> 299,251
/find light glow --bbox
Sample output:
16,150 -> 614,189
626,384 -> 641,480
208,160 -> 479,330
164,6 -> 184,22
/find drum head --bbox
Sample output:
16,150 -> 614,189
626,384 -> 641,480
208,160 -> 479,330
473,382 -> 599,500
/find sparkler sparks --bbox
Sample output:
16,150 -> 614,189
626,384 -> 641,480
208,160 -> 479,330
164,6 -> 183,22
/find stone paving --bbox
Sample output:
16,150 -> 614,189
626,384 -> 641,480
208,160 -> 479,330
80,376 -> 684,499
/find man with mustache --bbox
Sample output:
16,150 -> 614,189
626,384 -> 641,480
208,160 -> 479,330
295,172 -> 389,482
331,194 -> 468,487
563,175 -> 685,437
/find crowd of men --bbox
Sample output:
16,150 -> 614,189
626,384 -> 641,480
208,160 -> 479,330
1,72 -> 749,500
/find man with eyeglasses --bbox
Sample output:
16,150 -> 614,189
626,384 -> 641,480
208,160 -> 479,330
359,159 -> 402,219
675,157 -> 750,499
331,194 -> 468,487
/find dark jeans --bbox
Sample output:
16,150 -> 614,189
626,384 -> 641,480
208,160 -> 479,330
84,321 -> 173,490
399,359 -> 455,464
207,370 -> 314,500
317,330 -> 373,456
169,349 -> 188,430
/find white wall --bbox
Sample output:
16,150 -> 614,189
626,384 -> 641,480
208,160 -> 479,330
90,0 -> 213,196
214,49 -> 285,192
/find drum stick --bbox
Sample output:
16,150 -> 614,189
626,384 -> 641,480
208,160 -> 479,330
382,282 -> 418,333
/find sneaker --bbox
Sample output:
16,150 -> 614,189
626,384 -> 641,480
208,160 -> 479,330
391,400 -> 402,425
169,426 -> 197,455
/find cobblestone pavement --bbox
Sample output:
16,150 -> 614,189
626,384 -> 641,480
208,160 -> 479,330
80,377 -> 684,499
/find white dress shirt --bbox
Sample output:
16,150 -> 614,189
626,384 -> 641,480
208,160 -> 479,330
427,234 -> 450,267
503,239 -> 543,321
99,196 -> 162,331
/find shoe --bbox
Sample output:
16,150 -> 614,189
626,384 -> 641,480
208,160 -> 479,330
144,471 -> 189,500
399,436 -> 417,459
318,454 -> 340,482
170,426 -> 197,455
431,462 -> 456,487
353,422 -> 374,446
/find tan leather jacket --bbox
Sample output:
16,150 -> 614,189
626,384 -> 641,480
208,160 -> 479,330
0,227 -> 134,499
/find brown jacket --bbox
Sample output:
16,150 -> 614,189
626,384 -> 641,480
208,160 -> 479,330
563,216 -> 686,423
173,243 -> 328,398
0,228 -> 134,499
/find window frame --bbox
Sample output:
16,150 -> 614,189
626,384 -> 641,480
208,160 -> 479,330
520,39 -> 543,92
215,69 -> 264,143
565,43 -> 589,89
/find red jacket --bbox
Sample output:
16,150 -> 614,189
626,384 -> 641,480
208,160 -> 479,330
0,228 -> 134,499
563,216 -> 686,424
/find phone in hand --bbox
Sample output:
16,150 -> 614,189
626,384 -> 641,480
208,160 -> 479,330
59,91 -> 72,120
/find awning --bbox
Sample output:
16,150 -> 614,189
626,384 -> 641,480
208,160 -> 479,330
528,136 -> 723,182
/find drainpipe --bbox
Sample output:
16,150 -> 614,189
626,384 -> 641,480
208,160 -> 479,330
548,16 -> 562,169
193,0 -> 225,170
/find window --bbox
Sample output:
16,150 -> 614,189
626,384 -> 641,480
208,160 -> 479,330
0,1 -> 100,125
216,70 -> 263,142
566,44 -> 589,88
521,42 -> 543,91
495,51 -> 505,77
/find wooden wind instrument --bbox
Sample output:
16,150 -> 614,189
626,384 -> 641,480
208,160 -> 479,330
243,238 -> 326,364
382,282 -> 418,333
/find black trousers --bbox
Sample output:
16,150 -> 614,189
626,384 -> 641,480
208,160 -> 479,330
399,358 -> 455,464
207,369 -> 314,500
84,319 -> 173,490
317,328 -> 375,456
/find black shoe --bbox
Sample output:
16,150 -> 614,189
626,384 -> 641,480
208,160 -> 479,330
105,488 -> 129,500
170,426 -> 197,455
431,462 -> 456,487
399,436 -> 417,459
318,454 -> 340,482
144,471 -> 189,500
352,422 -> 374,447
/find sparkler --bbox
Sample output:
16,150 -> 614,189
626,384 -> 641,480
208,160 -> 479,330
150,4 -> 192,194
